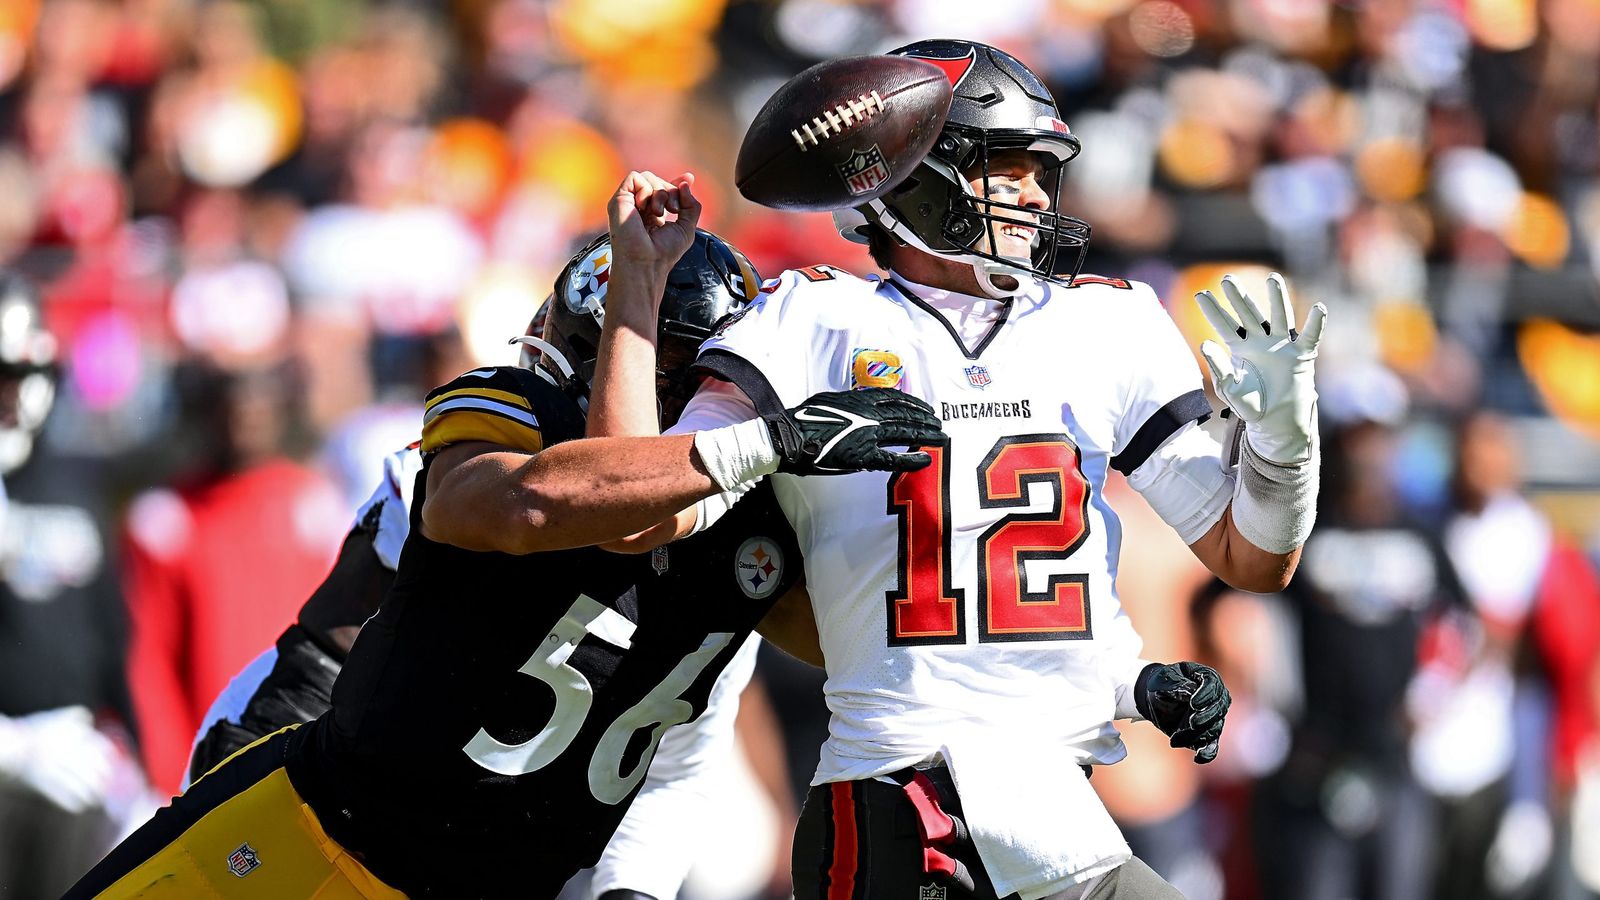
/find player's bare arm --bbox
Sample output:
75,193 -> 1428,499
421,380 -> 945,556
589,170 -> 715,545
588,170 -> 702,440
1187,273 -> 1327,593
421,433 -> 720,555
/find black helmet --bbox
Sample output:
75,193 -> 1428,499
516,294 -> 551,371
0,271 -> 58,473
517,230 -> 761,423
836,39 -> 1090,296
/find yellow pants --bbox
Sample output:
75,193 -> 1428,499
71,727 -> 405,899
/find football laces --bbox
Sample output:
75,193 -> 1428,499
791,91 -> 885,152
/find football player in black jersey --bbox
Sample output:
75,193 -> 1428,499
67,171 -> 945,899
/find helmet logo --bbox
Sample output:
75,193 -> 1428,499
565,244 -> 612,315
1036,116 -> 1071,135
837,145 -> 893,197
905,47 -> 975,89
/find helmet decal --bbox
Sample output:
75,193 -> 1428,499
1036,116 -> 1071,136
564,243 -> 612,317
905,46 -> 976,89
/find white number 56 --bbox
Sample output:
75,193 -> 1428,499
462,594 -> 733,805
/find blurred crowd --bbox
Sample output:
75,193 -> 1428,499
0,0 -> 1598,898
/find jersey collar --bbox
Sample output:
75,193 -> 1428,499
885,272 -> 1025,360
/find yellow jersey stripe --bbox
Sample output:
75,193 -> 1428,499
424,386 -> 533,414
421,409 -> 545,454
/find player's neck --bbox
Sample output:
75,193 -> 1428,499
887,246 -> 986,297
890,271 -> 993,307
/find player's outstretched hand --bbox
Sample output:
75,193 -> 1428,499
766,388 -> 943,476
1195,273 -> 1326,466
608,170 -> 702,280
1135,661 -> 1231,764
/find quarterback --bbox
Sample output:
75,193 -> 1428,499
66,175 -> 945,899
627,41 -> 1326,900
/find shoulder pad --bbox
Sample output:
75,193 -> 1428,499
421,366 -> 584,455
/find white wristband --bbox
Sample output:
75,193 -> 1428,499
693,418 -> 780,492
1231,431 -> 1319,555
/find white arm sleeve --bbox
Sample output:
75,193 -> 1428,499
588,636 -> 762,899
1125,421 -> 1234,545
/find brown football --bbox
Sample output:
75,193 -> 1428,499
735,56 -> 954,212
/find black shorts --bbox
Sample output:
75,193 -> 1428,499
792,767 -> 1180,900
792,766 -> 1007,900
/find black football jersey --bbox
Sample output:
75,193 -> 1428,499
285,365 -> 803,899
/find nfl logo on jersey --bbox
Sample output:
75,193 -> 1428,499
964,365 -> 992,388
837,145 -> 892,197
227,843 -> 261,877
919,884 -> 947,900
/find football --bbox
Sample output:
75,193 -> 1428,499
735,55 -> 954,212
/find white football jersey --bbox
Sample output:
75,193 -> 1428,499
692,268 -> 1213,784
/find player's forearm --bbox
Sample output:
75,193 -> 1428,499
1189,506 -> 1301,593
422,436 -> 723,554
587,269 -> 667,439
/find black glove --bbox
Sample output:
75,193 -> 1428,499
1134,661 -> 1231,764
765,388 -> 943,475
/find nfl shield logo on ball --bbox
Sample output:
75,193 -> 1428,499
227,843 -> 261,877
837,145 -> 892,197
919,884 -> 947,900
964,365 -> 992,388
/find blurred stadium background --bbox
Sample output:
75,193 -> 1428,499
1,0 -> 1599,898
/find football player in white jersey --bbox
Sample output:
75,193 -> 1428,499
603,42 -> 1328,900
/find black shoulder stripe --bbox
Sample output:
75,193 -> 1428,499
1110,389 -> 1212,475
693,349 -> 788,420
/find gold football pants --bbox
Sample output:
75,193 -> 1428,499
66,726 -> 404,899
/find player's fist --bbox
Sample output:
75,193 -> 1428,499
608,170 -> 702,276
1135,661 -> 1231,765
766,388 -> 942,475
1195,273 -> 1326,466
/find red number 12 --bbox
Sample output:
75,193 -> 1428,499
887,434 -> 1094,646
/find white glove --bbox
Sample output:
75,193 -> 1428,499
1195,273 -> 1327,466
1486,799 -> 1553,894
0,706 -> 117,813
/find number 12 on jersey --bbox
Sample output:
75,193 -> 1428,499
887,434 -> 1094,646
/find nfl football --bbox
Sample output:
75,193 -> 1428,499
735,55 -> 954,212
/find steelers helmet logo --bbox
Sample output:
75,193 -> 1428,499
563,243 -> 613,317
735,537 -> 784,600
